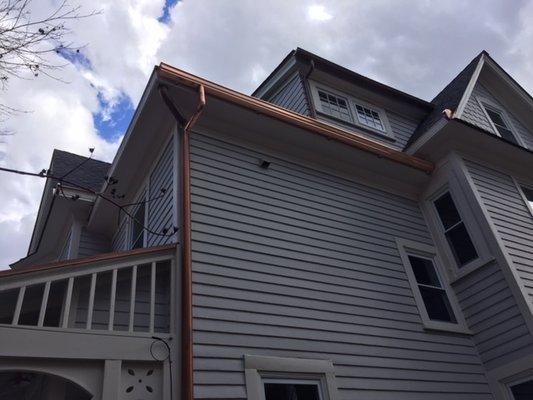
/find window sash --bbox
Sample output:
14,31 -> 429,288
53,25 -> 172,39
482,103 -> 519,145
354,104 -> 385,132
263,379 -> 324,400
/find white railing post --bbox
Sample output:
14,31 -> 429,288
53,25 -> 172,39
62,277 -> 74,328
38,281 -> 51,327
86,273 -> 97,330
128,265 -> 137,333
108,268 -> 117,331
149,262 -> 156,333
12,286 -> 25,325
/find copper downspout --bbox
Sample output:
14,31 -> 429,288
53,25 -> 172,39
159,84 -> 206,400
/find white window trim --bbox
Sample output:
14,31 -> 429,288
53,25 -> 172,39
421,175 -> 493,282
396,238 -> 471,334
308,80 -> 395,140
244,355 -> 339,400
128,188 -> 148,249
514,178 -> 533,218
476,95 -> 525,146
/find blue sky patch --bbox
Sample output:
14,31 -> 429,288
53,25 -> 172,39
159,0 -> 179,23
57,48 -> 92,70
93,93 -> 135,142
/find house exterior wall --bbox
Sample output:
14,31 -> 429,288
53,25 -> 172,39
78,227 -> 110,258
461,83 -> 533,149
465,159 -> 533,318
266,73 -> 311,116
189,131 -> 492,399
111,137 -> 176,252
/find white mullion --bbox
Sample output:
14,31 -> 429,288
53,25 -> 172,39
12,286 -> 25,325
129,265 -> 137,333
62,278 -> 74,328
86,273 -> 97,330
38,281 -> 51,327
149,262 -> 156,333
108,269 -> 117,331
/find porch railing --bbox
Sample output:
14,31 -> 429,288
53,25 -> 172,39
0,245 -> 175,335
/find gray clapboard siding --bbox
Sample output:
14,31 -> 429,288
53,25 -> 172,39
387,111 -> 420,151
267,73 -> 310,116
461,83 -> 533,149
464,159 -> 533,361
111,216 -> 128,252
190,132 -> 491,399
78,227 -> 110,258
147,140 -> 175,247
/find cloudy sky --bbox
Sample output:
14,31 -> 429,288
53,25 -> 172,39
1,0 -> 532,268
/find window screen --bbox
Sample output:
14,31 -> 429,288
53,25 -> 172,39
264,382 -> 321,400
317,90 -> 352,122
483,105 -> 519,145
434,192 -> 478,267
407,255 -> 457,323
355,104 -> 385,131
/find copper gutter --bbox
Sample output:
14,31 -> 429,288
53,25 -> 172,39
156,63 -> 434,174
0,244 -> 176,279
159,84 -> 206,400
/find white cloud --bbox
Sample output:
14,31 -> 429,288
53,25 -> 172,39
307,5 -> 333,21
1,0 -> 533,268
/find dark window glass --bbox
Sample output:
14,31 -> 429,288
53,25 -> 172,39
446,223 -> 478,266
408,255 -> 457,324
485,107 -> 519,145
511,379 -> 533,400
131,202 -> 145,249
264,383 -> 320,400
521,186 -> 533,204
419,286 -> 457,323
408,256 -> 440,286
434,193 -> 461,229
434,192 -> 478,267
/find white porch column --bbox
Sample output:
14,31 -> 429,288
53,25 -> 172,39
102,360 -> 122,400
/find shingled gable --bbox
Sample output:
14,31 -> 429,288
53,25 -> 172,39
405,51 -> 487,148
50,149 -> 111,192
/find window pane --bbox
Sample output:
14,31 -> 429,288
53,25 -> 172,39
511,379 -> 533,400
434,193 -> 461,229
355,103 -> 384,132
497,127 -> 519,145
446,223 -> 478,266
318,90 -> 352,123
419,286 -> 457,323
485,108 -> 506,127
408,256 -> 440,287
264,383 -> 320,400
522,186 -> 533,204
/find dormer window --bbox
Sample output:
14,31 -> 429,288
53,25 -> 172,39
477,98 -> 521,146
310,81 -> 394,139
317,90 -> 352,123
355,104 -> 385,132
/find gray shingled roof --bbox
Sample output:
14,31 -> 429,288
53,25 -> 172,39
50,149 -> 110,192
405,51 -> 487,148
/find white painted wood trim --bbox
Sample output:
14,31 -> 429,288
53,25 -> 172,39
149,262 -> 156,333
86,273 -> 97,330
12,286 -> 25,325
62,277 -> 74,328
128,265 -> 137,333
454,54 -> 485,119
108,269 -> 117,331
38,281 -> 51,327
102,359 -> 121,400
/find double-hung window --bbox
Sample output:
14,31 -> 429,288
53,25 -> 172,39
396,239 -> 468,333
433,192 -> 478,267
479,100 -> 520,145
407,255 -> 456,323
354,103 -> 385,132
